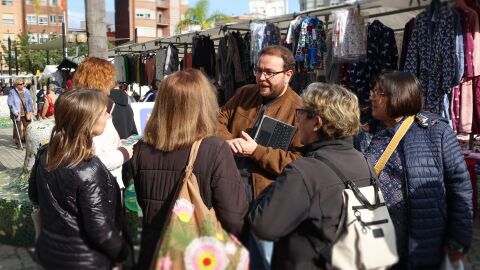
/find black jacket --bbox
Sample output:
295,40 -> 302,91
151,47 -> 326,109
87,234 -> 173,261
109,89 -> 137,139
131,136 -> 248,269
249,138 -> 372,270
28,147 -> 130,269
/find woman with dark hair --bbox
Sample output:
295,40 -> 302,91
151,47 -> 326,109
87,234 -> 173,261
39,84 -> 57,120
132,69 -> 248,269
142,79 -> 159,102
362,71 -> 472,269
28,89 -> 130,268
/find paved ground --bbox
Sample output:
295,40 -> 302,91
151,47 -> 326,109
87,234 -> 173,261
0,126 -> 479,269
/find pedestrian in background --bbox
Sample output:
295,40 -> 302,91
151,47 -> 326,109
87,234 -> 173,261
39,84 -> 57,120
7,78 -> 33,149
361,71 -> 472,269
142,79 -> 159,102
131,69 -> 248,269
28,89 -> 130,269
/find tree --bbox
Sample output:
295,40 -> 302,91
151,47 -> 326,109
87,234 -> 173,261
0,34 -> 63,74
85,0 -> 108,59
176,0 -> 231,33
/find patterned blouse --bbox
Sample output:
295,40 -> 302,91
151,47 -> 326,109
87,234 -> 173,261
364,121 -> 409,261
403,4 -> 456,114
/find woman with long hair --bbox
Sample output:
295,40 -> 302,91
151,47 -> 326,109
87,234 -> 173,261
131,69 -> 248,269
28,89 -> 130,268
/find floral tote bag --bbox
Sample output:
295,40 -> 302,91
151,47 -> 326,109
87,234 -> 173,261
152,139 -> 249,270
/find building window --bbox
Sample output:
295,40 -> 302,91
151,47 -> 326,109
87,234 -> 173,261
1,0 -> 13,6
2,13 -> 14,25
39,33 -> 49,43
135,8 -> 154,20
49,15 -> 56,24
28,33 -> 38,43
38,15 -> 48,25
39,0 -> 47,5
26,14 -> 37,25
49,0 -> 58,6
58,15 -> 63,23
158,12 -> 163,23
26,0 -> 33,4
137,26 -> 156,37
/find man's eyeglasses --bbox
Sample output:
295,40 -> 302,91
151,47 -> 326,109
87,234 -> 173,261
17,83 -> 24,86
295,107 -> 317,119
253,68 -> 286,80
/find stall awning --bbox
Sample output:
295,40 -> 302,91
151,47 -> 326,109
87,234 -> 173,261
57,57 -> 79,70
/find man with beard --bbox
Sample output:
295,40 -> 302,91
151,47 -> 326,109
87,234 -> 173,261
217,45 -> 303,269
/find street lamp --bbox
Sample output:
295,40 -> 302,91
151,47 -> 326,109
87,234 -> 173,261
66,32 -> 88,57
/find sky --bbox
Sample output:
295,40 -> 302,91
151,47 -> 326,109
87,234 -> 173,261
68,0 -> 300,29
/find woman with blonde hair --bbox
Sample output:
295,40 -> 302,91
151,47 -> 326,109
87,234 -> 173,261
131,69 -> 248,269
249,83 -> 375,269
73,57 -> 133,190
28,89 -> 130,268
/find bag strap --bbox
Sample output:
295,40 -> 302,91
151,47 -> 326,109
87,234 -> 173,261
185,139 -> 203,176
374,115 -> 414,176
314,154 -> 381,210
15,88 -> 28,112
149,138 -> 204,269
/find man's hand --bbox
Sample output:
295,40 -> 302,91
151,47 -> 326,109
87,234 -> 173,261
226,138 -> 247,156
239,131 -> 258,156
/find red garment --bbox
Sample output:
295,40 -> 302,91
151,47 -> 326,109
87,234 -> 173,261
451,86 -> 461,133
183,53 -> 193,69
456,7 -> 475,77
472,76 -> 480,134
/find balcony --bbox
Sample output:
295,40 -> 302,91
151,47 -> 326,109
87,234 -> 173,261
157,19 -> 169,26
156,0 -> 168,9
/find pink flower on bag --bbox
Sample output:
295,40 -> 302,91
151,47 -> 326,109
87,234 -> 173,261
159,256 -> 172,270
184,237 -> 229,270
172,198 -> 194,223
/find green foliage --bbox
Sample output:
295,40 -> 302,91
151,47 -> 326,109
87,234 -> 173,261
176,0 -> 231,33
0,33 -> 89,74
0,34 -> 63,74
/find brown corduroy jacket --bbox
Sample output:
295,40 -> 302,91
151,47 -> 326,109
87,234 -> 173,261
217,84 -> 303,198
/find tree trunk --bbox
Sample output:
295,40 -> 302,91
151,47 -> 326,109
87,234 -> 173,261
85,0 -> 108,59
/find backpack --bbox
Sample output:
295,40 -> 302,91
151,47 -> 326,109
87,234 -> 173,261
310,154 -> 398,270
151,139 -> 249,270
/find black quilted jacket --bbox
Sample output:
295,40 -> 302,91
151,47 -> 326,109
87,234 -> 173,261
28,147 -> 130,269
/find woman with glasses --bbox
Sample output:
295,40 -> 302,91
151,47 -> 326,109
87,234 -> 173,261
362,71 -> 472,269
249,83 -> 374,269
7,78 -> 34,149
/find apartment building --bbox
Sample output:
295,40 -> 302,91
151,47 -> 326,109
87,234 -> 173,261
24,0 -> 67,44
248,0 -> 288,17
0,0 -> 23,71
115,0 -> 188,46
299,0 -> 344,10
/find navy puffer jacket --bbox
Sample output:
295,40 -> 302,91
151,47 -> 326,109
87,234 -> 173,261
369,113 -> 473,269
